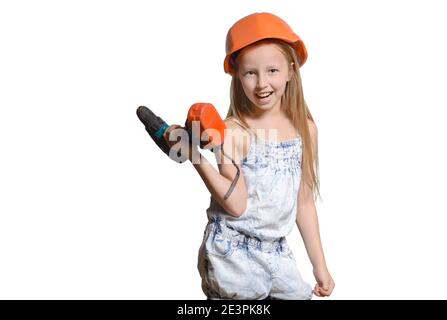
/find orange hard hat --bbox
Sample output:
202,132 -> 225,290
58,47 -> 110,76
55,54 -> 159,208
224,12 -> 308,75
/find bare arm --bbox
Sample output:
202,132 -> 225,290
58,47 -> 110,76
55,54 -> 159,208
190,150 -> 247,217
164,121 -> 248,217
296,120 -> 334,296
297,187 -> 327,269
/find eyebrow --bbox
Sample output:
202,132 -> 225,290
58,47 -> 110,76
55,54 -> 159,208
242,65 -> 280,71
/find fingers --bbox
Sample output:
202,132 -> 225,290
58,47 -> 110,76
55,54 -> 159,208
163,125 -> 182,144
318,287 -> 332,296
314,280 -> 334,297
163,125 -> 181,138
313,286 -> 322,297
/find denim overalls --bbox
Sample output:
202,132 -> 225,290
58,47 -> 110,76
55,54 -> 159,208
197,119 -> 313,300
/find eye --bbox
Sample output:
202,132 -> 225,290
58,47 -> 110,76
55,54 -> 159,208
245,71 -> 256,76
269,69 -> 279,73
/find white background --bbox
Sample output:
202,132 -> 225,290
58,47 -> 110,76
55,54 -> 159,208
1,0 -> 446,299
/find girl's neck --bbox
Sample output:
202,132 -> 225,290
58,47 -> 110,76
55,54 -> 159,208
248,105 -> 288,128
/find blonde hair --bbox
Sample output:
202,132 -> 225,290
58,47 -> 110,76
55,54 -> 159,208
225,38 -> 321,202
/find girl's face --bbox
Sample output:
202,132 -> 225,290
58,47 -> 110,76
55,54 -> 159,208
237,42 -> 293,115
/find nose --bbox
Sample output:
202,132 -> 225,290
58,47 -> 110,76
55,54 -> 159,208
256,73 -> 267,89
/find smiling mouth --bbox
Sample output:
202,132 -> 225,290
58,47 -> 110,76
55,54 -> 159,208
255,91 -> 273,99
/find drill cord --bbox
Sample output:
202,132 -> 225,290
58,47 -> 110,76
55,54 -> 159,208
219,146 -> 240,200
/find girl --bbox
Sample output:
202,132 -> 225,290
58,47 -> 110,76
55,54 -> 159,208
164,12 -> 334,300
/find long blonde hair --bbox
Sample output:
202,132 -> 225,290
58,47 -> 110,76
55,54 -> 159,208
225,38 -> 321,202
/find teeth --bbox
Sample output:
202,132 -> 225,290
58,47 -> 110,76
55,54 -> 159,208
257,92 -> 272,98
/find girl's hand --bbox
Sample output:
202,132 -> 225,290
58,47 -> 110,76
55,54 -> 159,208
312,266 -> 335,297
163,124 -> 199,162
163,124 -> 184,149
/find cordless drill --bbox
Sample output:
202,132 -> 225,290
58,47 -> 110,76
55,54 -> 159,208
136,103 -> 239,200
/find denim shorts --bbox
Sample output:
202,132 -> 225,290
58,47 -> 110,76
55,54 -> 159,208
197,219 -> 313,300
